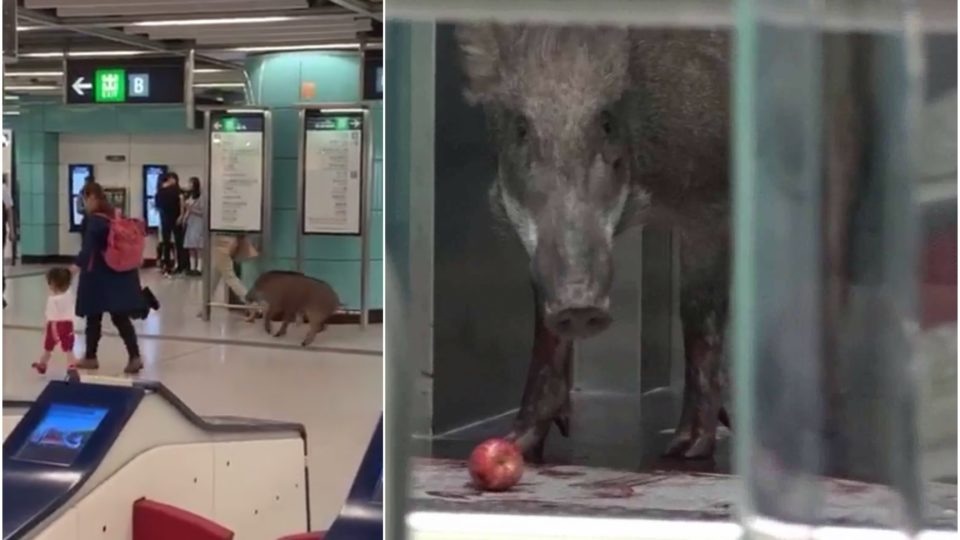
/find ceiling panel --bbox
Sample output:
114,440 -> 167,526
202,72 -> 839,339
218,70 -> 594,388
54,1 -> 310,18
8,0 -> 381,90
27,0 -> 309,10
196,32 -> 362,46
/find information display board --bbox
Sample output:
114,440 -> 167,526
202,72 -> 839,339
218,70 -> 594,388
208,112 -> 265,233
65,57 -> 185,105
14,404 -> 109,467
68,164 -> 94,232
302,110 -> 365,235
142,164 -> 168,230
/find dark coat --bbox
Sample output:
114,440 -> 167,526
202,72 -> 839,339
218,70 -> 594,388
75,214 -> 146,317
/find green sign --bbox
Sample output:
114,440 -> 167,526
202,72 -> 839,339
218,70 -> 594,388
308,115 -> 363,131
94,68 -> 126,103
222,117 -> 238,132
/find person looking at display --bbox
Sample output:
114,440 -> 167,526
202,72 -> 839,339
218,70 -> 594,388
155,172 -> 183,276
180,177 -> 205,276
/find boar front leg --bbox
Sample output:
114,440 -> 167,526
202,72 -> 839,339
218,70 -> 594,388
506,284 -> 574,462
665,282 -> 728,460
263,304 -> 280,335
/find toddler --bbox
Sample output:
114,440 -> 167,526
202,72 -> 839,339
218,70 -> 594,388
32,267 -> 77,374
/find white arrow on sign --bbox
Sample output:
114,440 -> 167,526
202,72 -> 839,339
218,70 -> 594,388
72,76 -> 93,96
349,118 -> 361,128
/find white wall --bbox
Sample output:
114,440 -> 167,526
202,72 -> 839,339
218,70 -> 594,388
58,133 -> 204,256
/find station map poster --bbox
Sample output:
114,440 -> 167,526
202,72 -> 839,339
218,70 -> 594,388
69,164 -> 94,232
209,113 -> 264,233
302,110 -> 364,235
142,164 -> 168,230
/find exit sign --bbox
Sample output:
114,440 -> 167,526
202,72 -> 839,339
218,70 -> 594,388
94,68 -> 126,102
65,57 -> 185,105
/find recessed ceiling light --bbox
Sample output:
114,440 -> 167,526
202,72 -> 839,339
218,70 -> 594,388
19,50 -> 147,58
69,50 -> 146,57
17,26 -> 41,31
5,71 -> 64,77
232,43 -> 361,52
3,111 -> 21,116
18,52 -> 64,58
130,16 -> 293,27
4,95 -> 21,100
4,85 -> 60,91
194,68 -> 228,74
193,82 -> 245,88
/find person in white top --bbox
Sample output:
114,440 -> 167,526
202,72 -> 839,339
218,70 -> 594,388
32,267 -> 78,374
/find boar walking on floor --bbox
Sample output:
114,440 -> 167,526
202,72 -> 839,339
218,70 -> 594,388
245,271 -> 341,347
457,24 -> 863,463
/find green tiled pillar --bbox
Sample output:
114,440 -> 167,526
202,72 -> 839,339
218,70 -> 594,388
244,51 -> 383,310
8,107 -> 60,257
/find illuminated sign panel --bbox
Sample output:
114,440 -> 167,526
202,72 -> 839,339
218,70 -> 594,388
65,57 -> 185,105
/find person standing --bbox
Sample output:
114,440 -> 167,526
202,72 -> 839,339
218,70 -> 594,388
181,177 -> 205,276
73,182 -> 145,374
200,233 -> 258,319
155,172 -> 183,276
174,178 -> 190,275
2,174 -> 11,308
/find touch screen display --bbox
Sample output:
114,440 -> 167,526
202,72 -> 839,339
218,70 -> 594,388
14,404 -> 108,466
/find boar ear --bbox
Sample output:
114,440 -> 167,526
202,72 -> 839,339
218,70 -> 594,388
456,23 -> 503,104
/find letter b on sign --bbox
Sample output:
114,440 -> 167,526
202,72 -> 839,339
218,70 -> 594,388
128,73 -> 150,98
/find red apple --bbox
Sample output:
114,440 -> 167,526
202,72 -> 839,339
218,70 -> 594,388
468,438 -> 524,491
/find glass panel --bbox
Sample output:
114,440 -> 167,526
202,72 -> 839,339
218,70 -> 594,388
735,0 -> 949,534
733,0 -> 825,529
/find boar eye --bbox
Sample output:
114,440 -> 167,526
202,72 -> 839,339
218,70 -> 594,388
515,117 -> 528,142
600,111 -> 615,136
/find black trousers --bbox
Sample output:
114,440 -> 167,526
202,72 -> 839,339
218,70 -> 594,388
159,216 -> 177,272
174,223 -> 188,272
85,312 -> 140,360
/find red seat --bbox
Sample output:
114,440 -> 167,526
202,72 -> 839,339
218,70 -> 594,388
133,498 -> 234,540
277,532 -> 326,540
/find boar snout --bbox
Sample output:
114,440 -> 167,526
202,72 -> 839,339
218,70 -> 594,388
547,305 -> 612,339
533,229 -> 614,340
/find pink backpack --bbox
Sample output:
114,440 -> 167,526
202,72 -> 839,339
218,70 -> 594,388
92,211 -> 145,272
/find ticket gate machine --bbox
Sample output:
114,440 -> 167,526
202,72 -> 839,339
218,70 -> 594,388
325,417 -> 382,540
3,380 -> 309,540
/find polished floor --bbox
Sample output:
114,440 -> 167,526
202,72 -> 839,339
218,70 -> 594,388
2,268 -> 383,531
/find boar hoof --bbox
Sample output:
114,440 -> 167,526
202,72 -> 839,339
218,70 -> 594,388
663,431 -> 693,458
274,329 -> 287,337
682,434 -> 716,460
663,430 -> 716,460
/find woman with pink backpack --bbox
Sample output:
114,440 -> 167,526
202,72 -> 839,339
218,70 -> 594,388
72,182 -> 148,374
